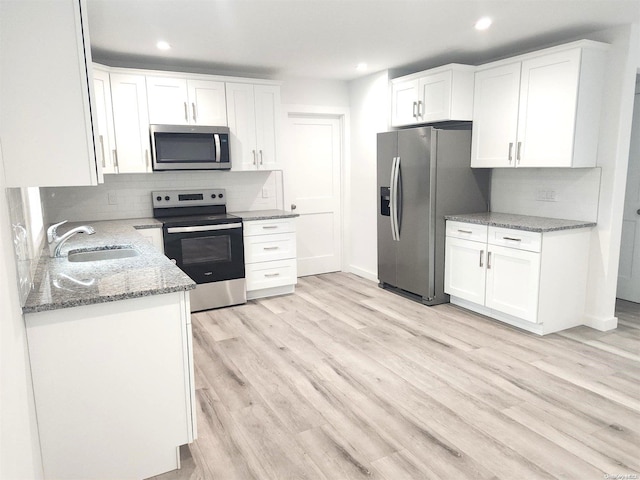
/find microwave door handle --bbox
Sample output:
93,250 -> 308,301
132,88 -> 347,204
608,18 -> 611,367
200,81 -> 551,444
166,223 -> 242,234
214,134 -> 221,163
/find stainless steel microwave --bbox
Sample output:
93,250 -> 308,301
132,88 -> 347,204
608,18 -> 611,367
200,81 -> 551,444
150,124 -> 231,171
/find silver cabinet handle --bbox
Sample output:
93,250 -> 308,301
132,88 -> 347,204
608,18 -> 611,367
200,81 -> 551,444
262,225 -> 278,230
479,249 -> 484,268
417,100 -> 423,118
263,246 -> 279,250
183,102 -> 188,122
291,204 -> 297,210
487,251 -> 492,269
457,229 -> 472,234
259,150 -> 263,165
265,273 -> 280,278
252,150 -> 257,165
99,135 -> 106,168
192,102 -> 197,122
412,101 -> 417,119
517,142 -> 522,164
508,142 -> 513,164
113,150 -> 119,173
503,236 -> 522,242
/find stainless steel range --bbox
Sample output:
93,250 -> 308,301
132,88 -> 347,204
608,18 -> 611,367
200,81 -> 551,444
153,188 -> 246,312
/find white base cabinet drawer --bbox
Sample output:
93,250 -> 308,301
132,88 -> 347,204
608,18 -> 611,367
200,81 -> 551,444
446,221 -> 488,242
488,226 -> 541,252
244,232 -> 296,263
244,218 -> 295,236
246,259 -> 297,291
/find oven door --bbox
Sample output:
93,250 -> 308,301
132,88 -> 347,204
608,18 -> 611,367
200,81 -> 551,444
163,222 -> 244,284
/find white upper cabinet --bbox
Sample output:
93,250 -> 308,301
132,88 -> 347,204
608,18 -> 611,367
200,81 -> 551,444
146,76 -> 227,126
226,83 -> 281,171
92,65 -> 117,175
110,73 -> 152,173
0,0 -> 102,187
471,41 -> 608,168
390,64 -> 475,127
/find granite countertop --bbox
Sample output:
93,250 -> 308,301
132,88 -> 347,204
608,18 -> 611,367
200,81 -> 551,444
23,218 -> 195,314
444,212 -> 597,233
231,209 -> 299,221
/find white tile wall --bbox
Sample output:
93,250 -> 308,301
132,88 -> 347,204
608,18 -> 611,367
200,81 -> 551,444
6,187 -> 44,305
43,171 -> 283,223
490,167 -> 601,222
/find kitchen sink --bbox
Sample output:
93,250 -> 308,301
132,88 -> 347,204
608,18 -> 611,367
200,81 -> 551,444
67,246 -> 140,262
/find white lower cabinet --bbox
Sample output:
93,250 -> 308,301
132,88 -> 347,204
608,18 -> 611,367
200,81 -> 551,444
25,291 -> 196,480
244,218 -> 297,299
444,220 -> 590,335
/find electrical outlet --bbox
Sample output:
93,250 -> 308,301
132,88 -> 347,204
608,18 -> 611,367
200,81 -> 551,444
546,189 -> 557,201
107,192 -> 118,205
535,188 -> 558,202
535,189 -> 547,201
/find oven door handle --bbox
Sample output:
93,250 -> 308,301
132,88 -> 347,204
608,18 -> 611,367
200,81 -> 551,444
166,223 -> 242,234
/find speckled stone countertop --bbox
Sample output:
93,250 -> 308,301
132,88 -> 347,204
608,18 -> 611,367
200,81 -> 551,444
231,209 -> 299,221
444,212 -> 596,233
23,218 -> 195,314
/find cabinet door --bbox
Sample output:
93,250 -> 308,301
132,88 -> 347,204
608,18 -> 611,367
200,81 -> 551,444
390,79 -> 419,126
470,63 -> 521,168
254,85 -> 281,170
516,49 -> 581,167
226,83 -> 258,170
0,0 -> 100,187
187,80 -> 227,126
418,71 -> 452,123
110,73 -> 152,173
485,245 -> 540,322
146,76 -> 189,125
92,67 -> 117,174
444,237 -> 487,304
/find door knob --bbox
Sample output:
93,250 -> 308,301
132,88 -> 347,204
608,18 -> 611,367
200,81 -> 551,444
291,204 -> 297,210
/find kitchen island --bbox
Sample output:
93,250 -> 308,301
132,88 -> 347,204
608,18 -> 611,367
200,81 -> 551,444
23,219 -> 196,480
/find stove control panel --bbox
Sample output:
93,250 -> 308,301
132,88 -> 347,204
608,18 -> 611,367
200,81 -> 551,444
152,189 -> 227,209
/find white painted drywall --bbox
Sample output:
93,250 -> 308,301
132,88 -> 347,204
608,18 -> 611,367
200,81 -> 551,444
281,77 -> 349,107
346,70 -> 390,281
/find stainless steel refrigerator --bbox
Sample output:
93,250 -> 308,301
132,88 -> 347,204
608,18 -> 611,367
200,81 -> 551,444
377,125 -> 489,305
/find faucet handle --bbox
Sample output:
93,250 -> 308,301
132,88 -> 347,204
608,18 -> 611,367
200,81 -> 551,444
47,220 -> 67,243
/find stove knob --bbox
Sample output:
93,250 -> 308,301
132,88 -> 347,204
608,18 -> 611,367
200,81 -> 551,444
211,194 -> 216,199
156,196 -> 162,202
218,193 -> 224,198
165,196 -> 170,201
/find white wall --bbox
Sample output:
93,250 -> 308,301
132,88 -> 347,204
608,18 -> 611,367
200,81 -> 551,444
346,71 -> 390,280
0,149 -> 43,479
281,77 -> 349,107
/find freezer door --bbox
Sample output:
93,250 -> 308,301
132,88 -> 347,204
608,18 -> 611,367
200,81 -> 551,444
396,127 -> 436,299
377,131 -> 398,286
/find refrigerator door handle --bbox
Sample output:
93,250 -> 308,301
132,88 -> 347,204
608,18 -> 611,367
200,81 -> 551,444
389,156 -> 398,241
391,156 -> 401,241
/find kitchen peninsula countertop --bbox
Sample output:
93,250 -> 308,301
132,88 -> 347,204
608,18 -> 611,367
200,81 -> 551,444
231,209 -> 299,221
444,212 -> 596,233
23,218 -> 195,314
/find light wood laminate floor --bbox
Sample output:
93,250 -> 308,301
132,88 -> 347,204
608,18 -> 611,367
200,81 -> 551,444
151,273 -> 640,480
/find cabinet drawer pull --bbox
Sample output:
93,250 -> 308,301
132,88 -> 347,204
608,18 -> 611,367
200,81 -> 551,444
259,150 -> 263,165
184,102 -> 188,122
263,246 -> 279,250
479,249 -> 484,268
457,229 -> 473,234
99,135 -> 106,168
252,150 -> 257,165
412,101 -> 417,119
417,100 -> 423,118
503,236 -> 522,242
516,141 -> 522,164
508,142 -> 513,163
264,273 -> 280,278
192,102 -> 197,122
262,225 -> 278,230
487,251 -> 492,269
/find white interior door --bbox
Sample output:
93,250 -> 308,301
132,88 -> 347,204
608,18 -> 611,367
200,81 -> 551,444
617,89 -> 640,302
286,114 -> 342,276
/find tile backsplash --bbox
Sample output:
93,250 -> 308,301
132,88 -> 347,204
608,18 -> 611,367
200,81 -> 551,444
43,170 -> 283,223
490,167 -> 601,222
6,187 -> 45,306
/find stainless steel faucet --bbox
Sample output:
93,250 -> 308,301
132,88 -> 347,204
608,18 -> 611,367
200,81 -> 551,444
47,220 -> 96,257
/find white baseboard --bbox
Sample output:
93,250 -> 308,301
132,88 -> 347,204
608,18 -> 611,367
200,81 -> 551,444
345,265 -> 377,282
583,313 -> 618,331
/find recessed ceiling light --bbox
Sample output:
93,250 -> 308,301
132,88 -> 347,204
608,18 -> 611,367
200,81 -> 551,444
475,17 -> 492,31
156,40 -> 171,50
356,62 -> 368,72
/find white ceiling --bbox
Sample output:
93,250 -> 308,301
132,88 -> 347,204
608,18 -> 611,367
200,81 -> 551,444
87,0 -> 640,81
